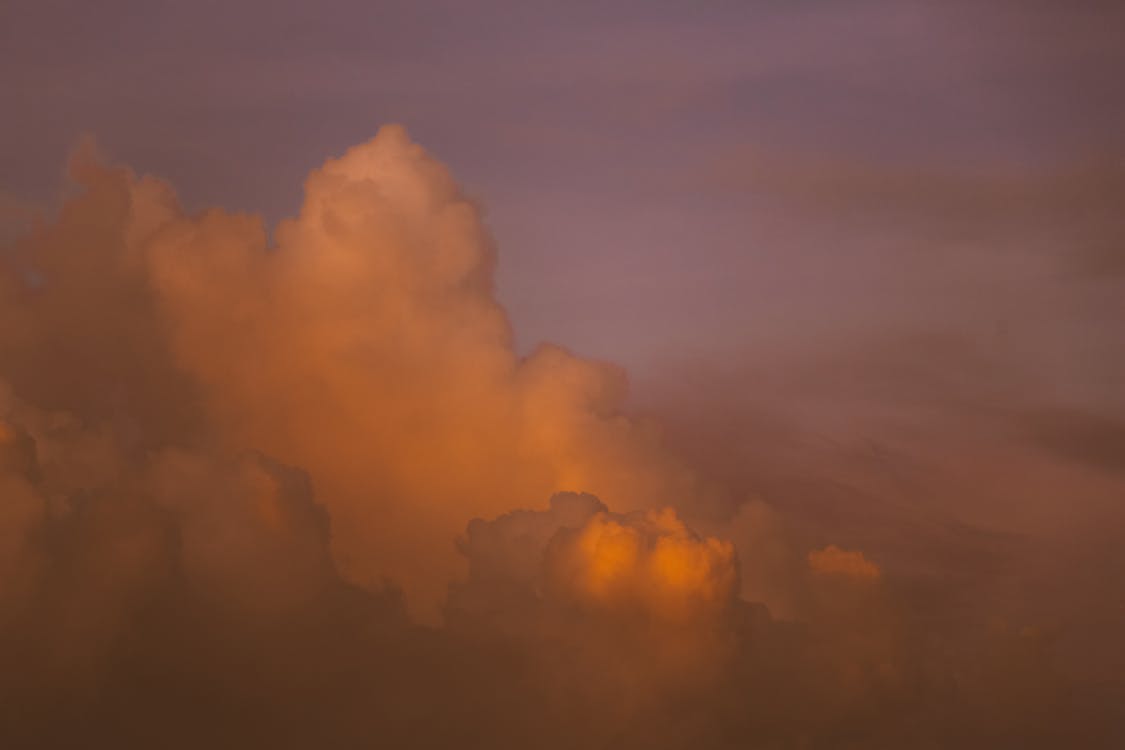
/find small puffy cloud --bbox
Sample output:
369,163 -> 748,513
451,492 -> 738,627
808,544 -> 881,581
544,505 -> 738,623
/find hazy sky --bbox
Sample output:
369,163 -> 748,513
1,3 -> 1123,746
5,1 -> 1120,369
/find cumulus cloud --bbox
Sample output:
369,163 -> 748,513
543,505 -> 737,620
143,126 -> 722,620
808,544 -> 881,581
0,125 -> 720,622
448,493 -> 744,721
452,493 -> 740,628
0,126 -> 1118,747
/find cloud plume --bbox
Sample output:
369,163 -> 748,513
2,126 -> 717,621
0,126 -> 1121,748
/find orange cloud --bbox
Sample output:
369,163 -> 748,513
0,126 -> 717,622
546,506 -> 738,623
807,544 -> 881,581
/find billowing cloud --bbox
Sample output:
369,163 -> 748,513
0,127 -> 1119,748
1,126 -> 719,621
543,505 -> 737,620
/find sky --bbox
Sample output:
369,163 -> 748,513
1,1 -> 1124,747
5,1 -> 1119,366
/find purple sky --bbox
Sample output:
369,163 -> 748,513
4,0 -> 1121,373
3,4 -> 1125,743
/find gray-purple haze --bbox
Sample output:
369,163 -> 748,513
1,1 -> 1123,747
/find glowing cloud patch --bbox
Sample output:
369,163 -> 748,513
807,544 -> 881,581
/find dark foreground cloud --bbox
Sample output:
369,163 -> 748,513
1,129 -> 1122,748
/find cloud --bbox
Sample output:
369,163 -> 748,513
0,126 -> 1120,747
1,125 -> 721,622
450,491 -> 739,631
543,505 -> 737,620
808,544 -> 881,581
713,148 -> 1125,275
1022,408 -> 1125,478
